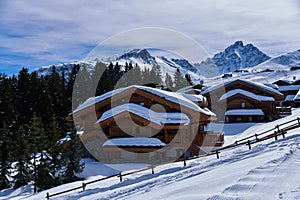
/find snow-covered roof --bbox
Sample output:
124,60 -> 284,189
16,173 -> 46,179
225,109 -> 264,116
263,83 -> 279,90
278,85 -> 300,92
74,85 -> 215,117
181,93 -> 204,102
73,87 -> 127,113
176,85 -> 194,93
96,103 -> 190,125
201,79 -> 283,96
103,137 -> 166,147
293,89 -> 300,101
284,94 -> 296,102
218,89 -> 275,102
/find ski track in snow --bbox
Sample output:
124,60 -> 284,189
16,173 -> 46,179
46,133 -> 300,200
3,110 -> 300,200
207,137 -> 300,200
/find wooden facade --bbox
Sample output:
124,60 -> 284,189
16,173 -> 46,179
72,85 -> 224,162
202,79 -> 284,123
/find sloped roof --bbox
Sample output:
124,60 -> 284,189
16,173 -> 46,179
96,103 -> 190,126
73,85 -> 215,117
219,89 -> 275,102
225,109 -> 264,116
103,137 -> 166,147
284,94 -> 296,102
293,89 -> 300,101
278,85 -> 300,92
201,79 -> 283,97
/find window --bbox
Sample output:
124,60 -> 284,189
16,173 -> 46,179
249,116 -> 253,122
226,116 -> 229,122
241,102 -> 246,108
140,102 -> 145,106
236,117 -> 242,122
135,127 -> 140,134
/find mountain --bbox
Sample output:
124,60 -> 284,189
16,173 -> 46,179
112,48 -> 203,82
269,49 -> 300,67
212,41 -> 271,74
117,49 -> 157,65
35,43 -> 300,86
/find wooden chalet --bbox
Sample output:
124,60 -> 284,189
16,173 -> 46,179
71,85 -> 224,163
273,79 -> 300,108
201,79 -> 284,123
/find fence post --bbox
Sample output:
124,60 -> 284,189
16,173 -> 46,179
82,182 -> 86,191
151,166 -> 155,174
46,192 -> 50,200
247,140 -> 251,150
255,134 -> 258,140
276,125 -> 280,132
274,131 -> 278,141
216,150 -> 219,159
282,131 -> 285,138
298,118 -> 300,125
119,173 -> 123,182
183,159 -> 186,167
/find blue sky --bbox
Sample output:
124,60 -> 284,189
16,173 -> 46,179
0,0 -> 300,75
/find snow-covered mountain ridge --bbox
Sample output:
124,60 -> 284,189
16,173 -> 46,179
36,42 -> 300,85
212,41 -> 271,74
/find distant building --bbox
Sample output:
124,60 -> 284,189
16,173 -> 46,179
71,85 -> 224,163
273,79 -> 300,107
201,79 -> 284,123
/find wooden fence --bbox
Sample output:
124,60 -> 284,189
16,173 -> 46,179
46,117 -> 300,199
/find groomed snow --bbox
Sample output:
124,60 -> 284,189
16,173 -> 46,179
225,109 -> 264,116
103,137 -> 166,147
96,103 -> 190,126
218,89 -> 275,102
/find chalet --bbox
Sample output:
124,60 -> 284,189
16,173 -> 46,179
71,85 -> 224,163
272,79 -> 300,107
201,79 -> 284,123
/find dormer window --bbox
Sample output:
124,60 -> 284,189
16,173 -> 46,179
241,102 -> 246,108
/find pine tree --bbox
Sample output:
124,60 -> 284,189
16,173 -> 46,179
150,65 -> 162,85
174,68 -> 190,91
61,122 -> 84,183
72,64 -> 92,108
142,67 -> 151,85
12,127 -> 32,189
91,62 -> 113,96
66,64 -> 81,111
185,73 -> 193,85
165,72 -> 174,91
0,123 -> 11,190
27,113 -> 53,192
47,115 -> 64,186
16,68 -> 31,125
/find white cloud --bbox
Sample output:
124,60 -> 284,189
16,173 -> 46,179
0,0 -> 299,74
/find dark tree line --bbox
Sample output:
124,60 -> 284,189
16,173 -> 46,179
0,61 -> 191,192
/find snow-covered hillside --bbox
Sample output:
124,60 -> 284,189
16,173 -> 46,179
3,108 -> 300,200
